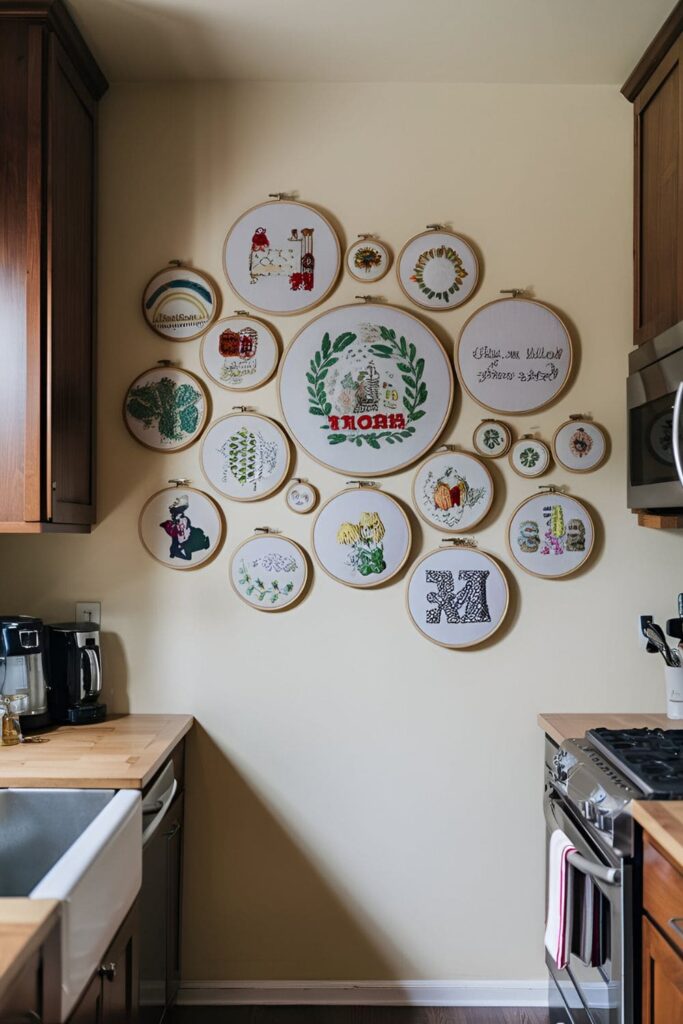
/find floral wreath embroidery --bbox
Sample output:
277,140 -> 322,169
410,246 -> 468,303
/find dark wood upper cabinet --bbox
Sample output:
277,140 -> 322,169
623,2 -> 683,347
0,1 -> 106,532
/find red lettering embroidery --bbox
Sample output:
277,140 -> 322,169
328,416 -> 340,430
357,415 -> 372,430
342,415 -> 356,430
372,414 -> 388,429
388,414 -> 406,429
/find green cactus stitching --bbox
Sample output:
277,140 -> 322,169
306,328 -> 428,449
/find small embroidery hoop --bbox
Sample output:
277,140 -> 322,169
508,435 -> 551,479
471,419 -> 512,459
123,363 -> 211,453
345,235 -> 391,283
285,479 -> 319,514
138,481 -> 225,571
505,487 -> 595,579
199,410 -> 291,502
404,542 -> 509,649
141,261 -> 221,342
552,417 -> 608,473
199,312 -> 280,392
411,447 -> 494,534
229,532 -> 309,612
396,226 -> 480,311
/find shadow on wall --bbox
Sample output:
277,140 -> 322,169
181,724 -> 408,984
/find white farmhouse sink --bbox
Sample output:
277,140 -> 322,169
0,788 -> 141,1021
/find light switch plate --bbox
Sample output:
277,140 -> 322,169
75,602 -> 101,626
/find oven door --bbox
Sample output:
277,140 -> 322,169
627,343 -> 683,509
544,790 -> 633,1024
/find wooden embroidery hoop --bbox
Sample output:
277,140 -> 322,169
123,363 -> 210,453
508,436 -> 551,479
396,227 -> 480,311
276,301 -> 454,477
345,236 -> 391,283
229,531 -> 309,612
222,198 -> 341,317
199,410 -> 291,502
199,313 -> 280,392
411,447 -> 494,534
552,418 -> 608,474
311,484 -> 412,590
138,482 -> 226,572
471,419 -> 512,458
141,262 -> 221,342
455,296 -> 574,415
285,479 -> 319,514
405,542 -> 510,649
506,490 -> 595,579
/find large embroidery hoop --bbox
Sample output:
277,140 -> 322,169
141,263 -> 220,341
230,531 -> 308,612
397,228 -> 479,311
222,199 -> 341,316
138,482 -> 225,572
406,541 -> 509,649
123,363 -> 210,453
311,485 -> 412,589
277,302 -> 454,476
411,448 -> 494,533
506,489 -> 595,579
456,296 -> 573,414
199,411 -> 291,502
200,313 -> 279,392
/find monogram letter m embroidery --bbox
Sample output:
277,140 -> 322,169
425,569 -> 491,624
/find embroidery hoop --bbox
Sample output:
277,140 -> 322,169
138,483 -> 225,572
506,490 -> 595,579
411,448 -> 494,534
276,301 -> 454,477
199,411 -> 291,502
508,437 -> 551,478
552,418 -> 607,473
311,485 -> 412,590
123,364 -> 210,453
141,263 -> 221,342
471,419 -> 512,459
396,228 -> 480,311
285,479 -> 319,514
345,237 -> 391,283
222,199 -> 341,316
405,543 -> 509,649
455,297 -> 573,414
229,532 -> 309,612
199,314 -> 280,392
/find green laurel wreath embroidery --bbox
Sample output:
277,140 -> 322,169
306,327 -> 428,449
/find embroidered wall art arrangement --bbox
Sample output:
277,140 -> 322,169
277,303 -> 453,476
345,237 -> 391,283
508,437 -> 551,479
142,264 -> 220,341
223,200 -> 341,316
200,412 -> 290,501
471,419 -> 512,459
124,364 -> 209,452
552,419 -> 607,473
507,492 -> 594,579
200,314 -> 279,392
139,484 -> 225,570
397,228 -> 479,310
411,449 -> 493,533
406,544 -> 509,648
230,533 -> 308,610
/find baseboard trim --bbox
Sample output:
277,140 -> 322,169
177,979 -> 549,1007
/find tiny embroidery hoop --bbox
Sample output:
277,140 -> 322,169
311,485 -> 412,590
455,296 -> 573,415
123,363 -> 210,453
551,417 -> 608,473
199,411 -> 291,502
471,419 -> 512,458
508,436 -> 551,479
404,544 -> 509,649
411,448 -> 494,534
222,199 -> 341,317
138,482 -> 226,572
199,313 -> 280,392
396,227 -> 480,311
285,479 -> 319,514
505,488 -> 595,579
141,261 -> 221,342
345,236 -> 391,283
229,533 -> 309,612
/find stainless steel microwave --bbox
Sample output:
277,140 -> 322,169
628,322 -> 683,511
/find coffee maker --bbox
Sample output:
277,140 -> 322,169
0,616 -> 51,731
46,622 -> 106,724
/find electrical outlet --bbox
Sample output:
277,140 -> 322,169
639,614 -> 653,651
75,602 -> 101,626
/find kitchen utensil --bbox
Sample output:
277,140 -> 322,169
0,616 -> 50,731
642,621 -> 677,666
46,622 -> 105,724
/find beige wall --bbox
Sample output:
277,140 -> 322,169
2,80 -> 682,983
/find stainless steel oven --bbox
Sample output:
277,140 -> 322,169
627,322 -> 683,510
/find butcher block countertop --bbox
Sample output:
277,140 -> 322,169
0,899 -> 60,1003
537,712 -> 683,747
0,713 -> 193,789
631,802 -> 683,872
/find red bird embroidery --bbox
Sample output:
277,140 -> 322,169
251,227 -> 269,251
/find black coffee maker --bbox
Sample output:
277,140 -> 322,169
46,622 -> 106,724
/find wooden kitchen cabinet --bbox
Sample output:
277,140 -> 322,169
67,900 -> 140,1024
642,835 -> 683,1024
0,1 -> 107,532
0,948 -> 42,1022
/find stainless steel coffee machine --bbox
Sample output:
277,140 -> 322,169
0,616 -> 51,731
46,622 -> 105,724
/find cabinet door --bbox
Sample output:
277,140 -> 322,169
68,971 -> 102,1024
643,915 -> 683,1024
634,37 -> 683,346
165,792 -> 184,1012
46,37 -> 97,524
0,949 -> 41,1023
100,902 -> 139,1024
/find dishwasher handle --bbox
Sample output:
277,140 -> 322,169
142,762 -> 178,847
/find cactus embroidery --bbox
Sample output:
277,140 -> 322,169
219,427 -> 278,490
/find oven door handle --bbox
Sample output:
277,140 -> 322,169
673,381 -> 683,487
567,850 -> 621,886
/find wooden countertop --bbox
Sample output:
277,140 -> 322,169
632,801 -> 683,872
0,713 -> 193,788
0,899 -> 60,1003
537,712 -> 683,746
